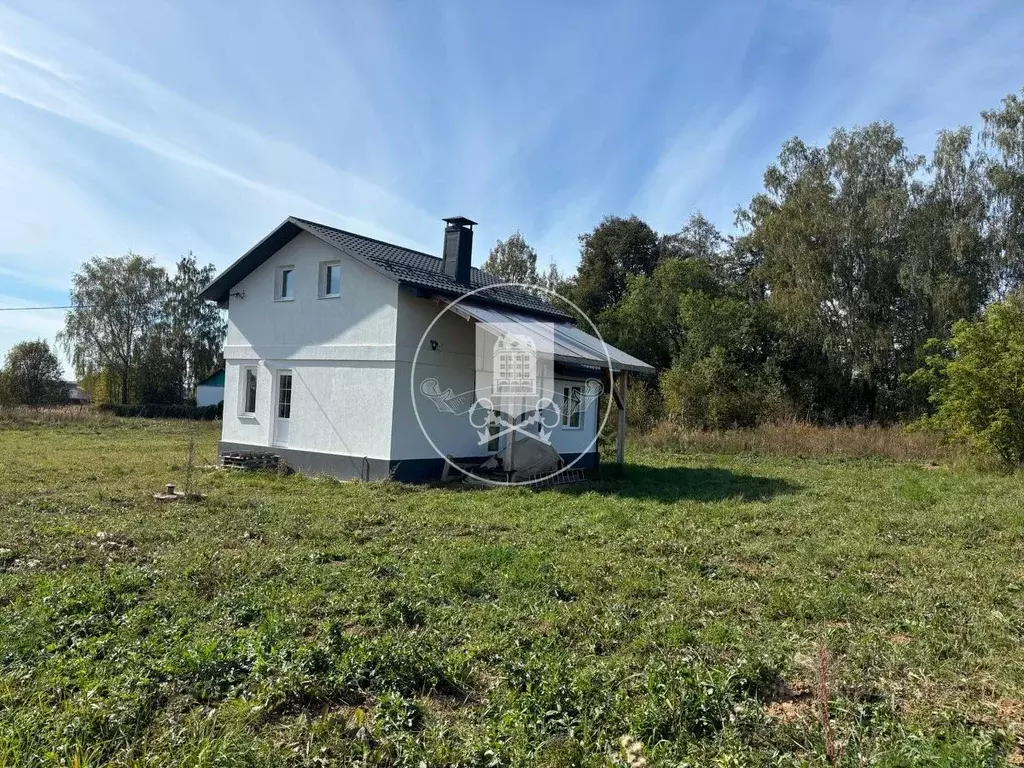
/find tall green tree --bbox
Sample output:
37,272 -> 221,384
660,213 -> 723,262
660,291 -> 782,428
163,253 -> 225,397
602,257 -> 719,371
0,340 -> 67,406
740,123 -> 925,420
133,332 -> 184,405
899,127 -> 995,403
659,212 -> 745,284
983,88 -> 1024,296
571,215 -> 660,317
59,253 -> 167,404
482,232 -> 539,284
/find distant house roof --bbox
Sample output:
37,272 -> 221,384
197,370 -> 225,388
199,216 -> 571,321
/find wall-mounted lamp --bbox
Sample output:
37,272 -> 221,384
430,339 -> 439,351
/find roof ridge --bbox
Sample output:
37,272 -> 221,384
290,216 -> 434,263
290,216 -> 491,274
201,215 -> 570,320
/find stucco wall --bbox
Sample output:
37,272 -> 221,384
220,232 -> 398,459
392,291 -> 478,460
221,361 -> 395,460
224,232 -> 399,362
222,363 -> 271,447
550,378 -> 603,456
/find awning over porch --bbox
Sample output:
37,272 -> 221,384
446,301 -> 655,375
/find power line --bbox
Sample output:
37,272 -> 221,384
0,305 -> 77,311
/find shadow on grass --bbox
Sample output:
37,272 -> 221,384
553,462 -> 799,503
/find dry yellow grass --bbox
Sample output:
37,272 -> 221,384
635,419 -> 965,463
0,405 -> 117,427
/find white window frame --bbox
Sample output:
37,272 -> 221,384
562,385 -> 582,429
240,366 -> 258,416
319,260 -> 342,299
276,370 -> 293,419
275,265 -> 295,302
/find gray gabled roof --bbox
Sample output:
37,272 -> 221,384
200,216 -> 572,321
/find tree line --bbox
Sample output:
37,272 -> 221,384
56,253 -> 226,405
486,86 -> 1024,439
4,86 -> 1024,459
0,253 -> 225,408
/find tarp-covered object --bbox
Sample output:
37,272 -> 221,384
508,435 -> 561,481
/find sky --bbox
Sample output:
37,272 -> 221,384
1,0 -> 1023,374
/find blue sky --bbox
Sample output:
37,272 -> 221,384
2,0 -> 1023,372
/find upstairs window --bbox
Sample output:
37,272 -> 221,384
319,261 -> 341,298
276,266 -> 294,301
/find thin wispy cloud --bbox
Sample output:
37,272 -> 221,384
0,6 -> 437,245
1,0 -> 1022,371
635,96 -> 764,233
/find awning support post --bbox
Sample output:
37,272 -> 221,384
504,412 -> 515,473
615,371 -> 628,466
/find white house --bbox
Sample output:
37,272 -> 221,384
195,370 -> 225,407
199,215 -> 653,482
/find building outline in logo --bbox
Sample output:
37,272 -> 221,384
493,332 -> 537,397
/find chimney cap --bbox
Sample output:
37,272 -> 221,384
443,215 -> 477,228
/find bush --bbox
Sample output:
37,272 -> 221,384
0,340 -> 67,407
99,402 -> 223,421
911,294 -> 1024,465
625,376 -> 663,431
660,350 -> 785,429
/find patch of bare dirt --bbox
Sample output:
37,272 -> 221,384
765,679 -> 814,723
994,699 -> 1024,728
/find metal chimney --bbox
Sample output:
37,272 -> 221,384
442,216 -> 476,286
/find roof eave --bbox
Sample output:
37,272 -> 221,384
421,288 -> 574,323
554,358 -> 655,376
199,218 -> 305,303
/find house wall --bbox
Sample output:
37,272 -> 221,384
221,232 -> 398,461
390,291 -> 601,469
392,291 -> 479,462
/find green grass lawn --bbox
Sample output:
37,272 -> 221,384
1,420 -> 1023,766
